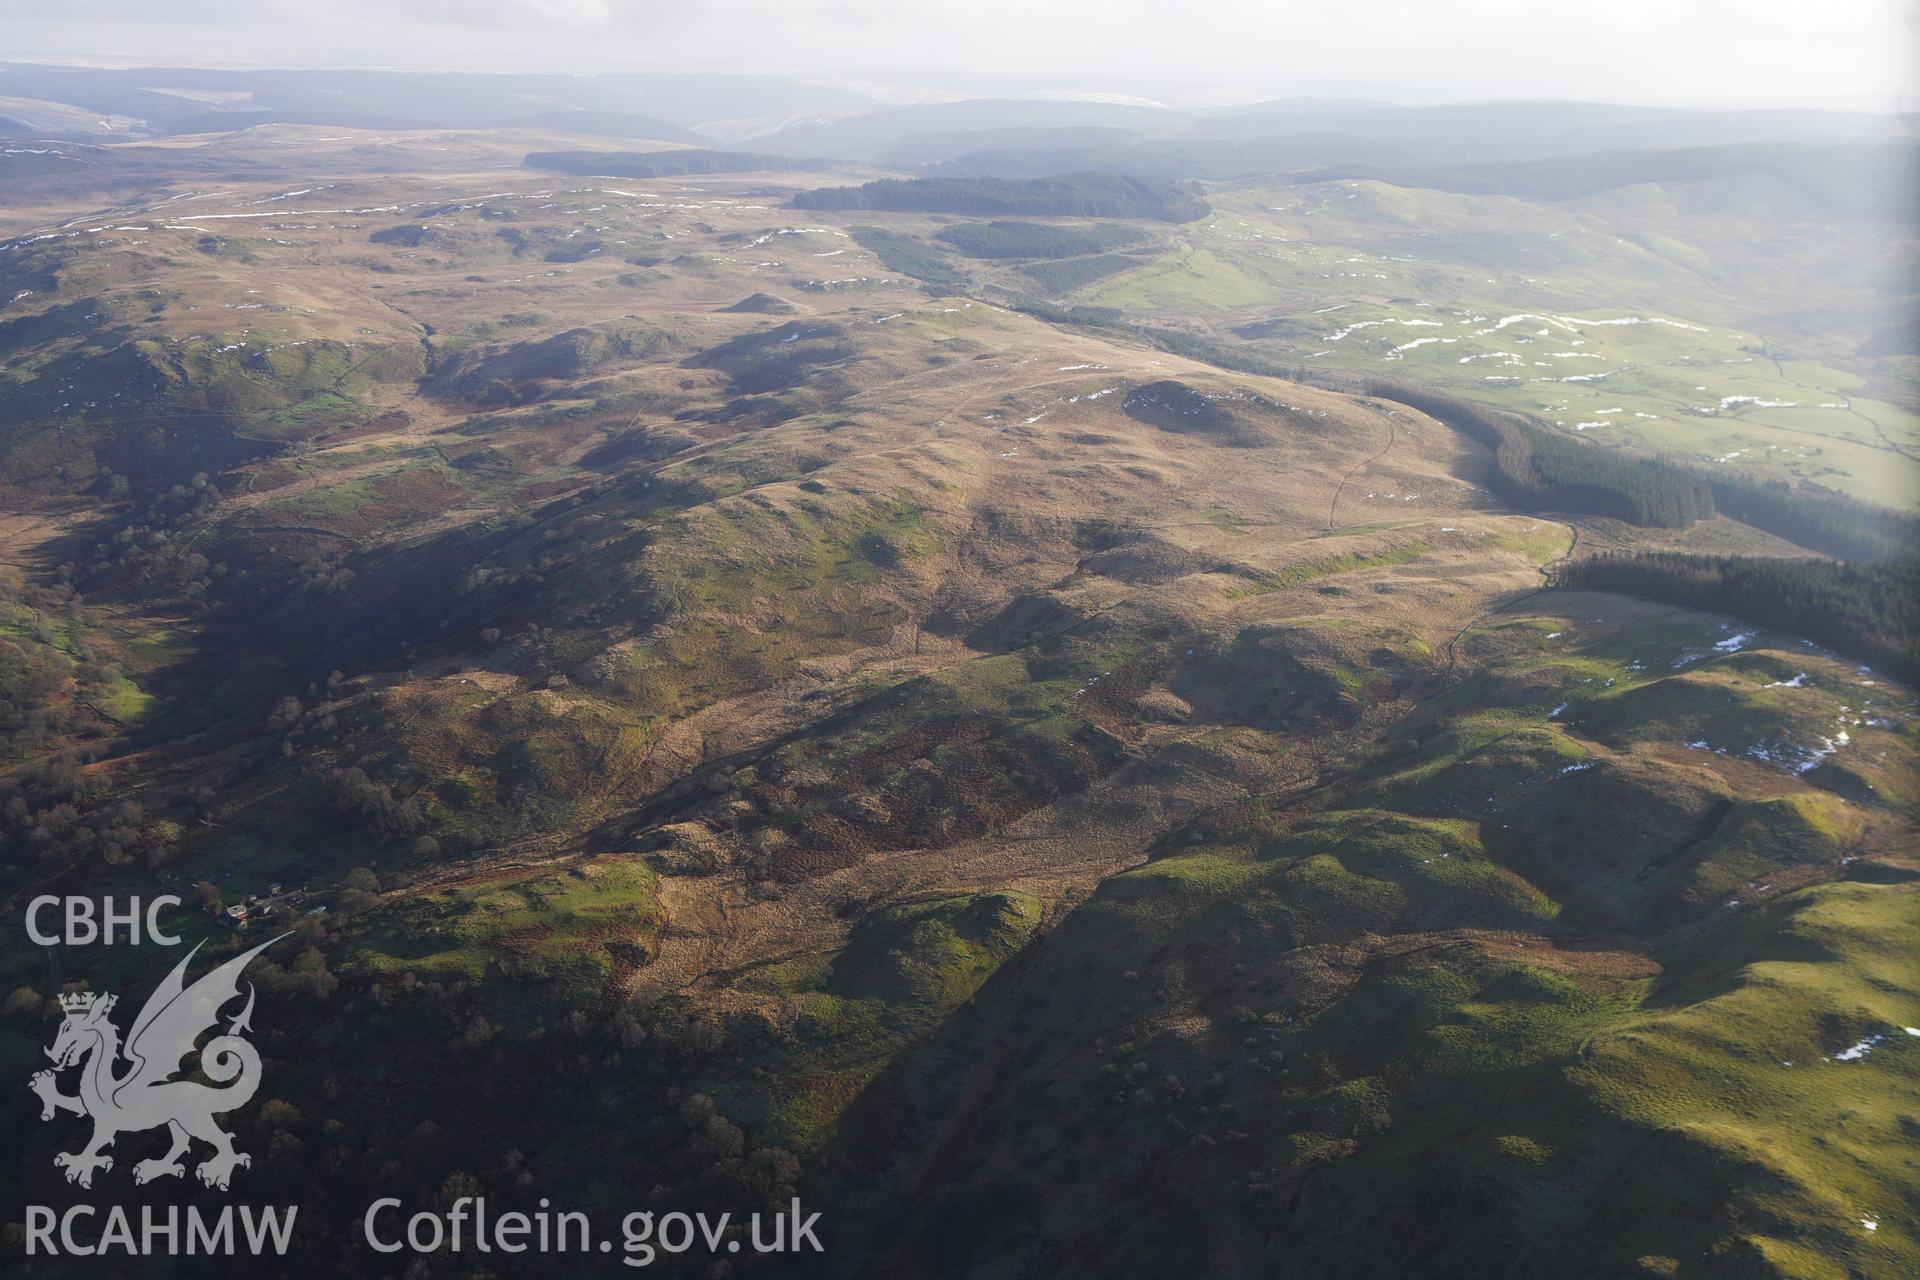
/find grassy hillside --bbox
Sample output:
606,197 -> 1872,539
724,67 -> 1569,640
1064,180 -> 1919,508
0,131 -> 1912,1279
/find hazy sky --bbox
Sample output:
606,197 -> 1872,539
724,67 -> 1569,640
5,0 -> 1916,110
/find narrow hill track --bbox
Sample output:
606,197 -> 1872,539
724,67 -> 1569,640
1441,517 -> 1580,675
1325,408 -> 1399,532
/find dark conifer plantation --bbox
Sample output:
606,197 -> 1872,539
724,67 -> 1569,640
1552,551 -> 1919,679
1363,381 -> 1715,527
794,173 -> 1211,222
1704,472 -> 1919,563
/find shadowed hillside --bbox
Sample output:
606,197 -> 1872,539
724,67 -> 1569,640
0,116 -> 1912,1280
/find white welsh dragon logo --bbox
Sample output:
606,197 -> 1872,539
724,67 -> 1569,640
30,934 -> 286,1191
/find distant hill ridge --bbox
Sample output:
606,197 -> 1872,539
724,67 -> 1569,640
793,172 -> 1210,222
1288,140 -> 1920,218
525,148 -> 824,178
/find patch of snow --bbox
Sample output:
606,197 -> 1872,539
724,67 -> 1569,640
1794,729 -> 1849,774
1384,336 -> 1456,358
1834,1032 -> 1889,1061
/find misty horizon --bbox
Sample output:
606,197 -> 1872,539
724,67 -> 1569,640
4,57 -> 1916,118
3,0 -> 1917,113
